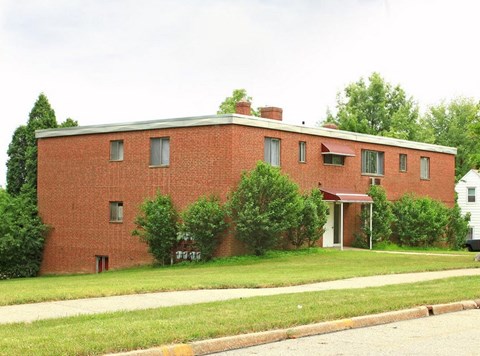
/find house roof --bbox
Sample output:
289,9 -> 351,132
35,114 -> 457,155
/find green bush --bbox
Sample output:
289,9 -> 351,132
228,161 -> 302,255
357,185 -> 395,248
133,191 -> 178,265
445,200 -> 470,250
288,189 -> 329,248
180,196 -> 228,261
392,194 -> 449,247
0,186 -> 47,279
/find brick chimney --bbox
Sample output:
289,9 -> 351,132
323,123 -> 338,130
235,100 -> 251,116
260,107 -> 283,121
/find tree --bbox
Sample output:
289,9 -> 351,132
228,161 -> 302,255
132,191 -> 178,265
6,93 -> 78,196
180,196 -> 228,261
0,186 -> 47,279
445,199 -> 470,250
287,189 -> 329,248
325,73 -> 429,142
357,185 -> 395,247
217,89 -> 259,116
423,98 -> 480,181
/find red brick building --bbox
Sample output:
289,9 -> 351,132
36,104 -> 456,274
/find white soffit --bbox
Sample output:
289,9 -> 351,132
35,114 -> 457,155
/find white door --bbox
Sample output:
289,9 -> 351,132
323,203 -> 334,247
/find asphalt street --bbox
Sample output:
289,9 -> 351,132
214,309 -> 480,356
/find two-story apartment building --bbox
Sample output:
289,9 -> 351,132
36,103 -> 457,273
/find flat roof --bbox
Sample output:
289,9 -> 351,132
35,114 -> 457,155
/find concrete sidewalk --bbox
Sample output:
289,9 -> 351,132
1,268 -> 479,325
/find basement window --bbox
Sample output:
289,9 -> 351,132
96,255 -> 109,273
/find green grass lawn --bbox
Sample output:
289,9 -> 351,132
0,249 -> 477,306
1,275 -> 479,356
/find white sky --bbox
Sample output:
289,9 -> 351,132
1,0 -> 480,188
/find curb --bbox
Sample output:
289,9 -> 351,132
107,300 -> 479,356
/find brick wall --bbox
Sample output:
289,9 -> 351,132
37,120 -> 455,273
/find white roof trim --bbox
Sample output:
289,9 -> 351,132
35,114 -> 457,155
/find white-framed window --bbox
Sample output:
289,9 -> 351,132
399,154 -> 407,172
110,140 -> 124,161
467,226 -> 474,240
109,202 -> 123,222
468,187 -> 476,203
264,137 -> 280,166
323,154 -> 345,166
299,141 -> 306,163
150,137 -> 170,166
420,157 -> 430,180
361,150 -> 384,175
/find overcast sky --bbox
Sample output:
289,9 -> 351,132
1,0 -> 480,188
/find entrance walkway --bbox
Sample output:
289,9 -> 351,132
1,268 -> 479,324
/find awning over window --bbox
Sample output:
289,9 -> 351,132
321,143 -> 355,156
320,188 -> 373,203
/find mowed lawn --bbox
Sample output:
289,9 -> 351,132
1,276 -> 479,356
1,249 -> 478,306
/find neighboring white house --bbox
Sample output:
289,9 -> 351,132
455,169 -> 480,240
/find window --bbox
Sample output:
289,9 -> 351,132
109,202 -> 123,222
323,154 -> 345,166
467,226 -> 474,240
299,141 -> 306,163
399,154 -> 407,172
361,150 -> 384,175
150,137 -> 170,166
110,140 -> 124,161
420,157 -> 430,180
264,137 -> 280,166
96,256 -> 109,273
468,188 -> 476,203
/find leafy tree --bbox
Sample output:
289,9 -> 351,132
392,194 -> 449,247
180,196 -> 228,261
325,73 -> 429,142
423,98 -> 480,181
132,192 -> 178,265
0,186 -> 47,279
6,93 -> 78,196
228,161 -> 302,255
6,126 -> 29,196
59,117 -> 79,128
359,185 -> 395,247
217,89 -> 259,116
287,189 -> 329,248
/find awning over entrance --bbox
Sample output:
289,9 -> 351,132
321,143 -> 356,156
320,188 -> 373,203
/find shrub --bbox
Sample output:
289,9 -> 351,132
357,185 -> 395,248
392,194 -> 449,247
180,196 -> 228,261
228,161 -> 302,255
133,191 -> 178,265
445,200 -> 470,250
287,189 -> 329,248
0,186 -> 47,279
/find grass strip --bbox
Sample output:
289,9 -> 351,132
1,276 -> 479,356
0,249 -> 477,306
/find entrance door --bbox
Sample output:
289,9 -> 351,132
323,203 -> 341,247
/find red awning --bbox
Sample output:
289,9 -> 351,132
320,188 -> 373,203
321,143 -> 355,156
